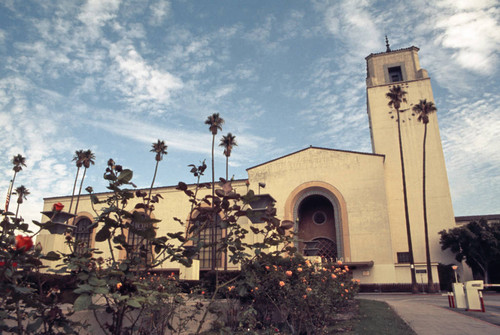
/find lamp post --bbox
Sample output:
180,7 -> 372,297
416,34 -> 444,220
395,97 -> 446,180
452,265 -> 458,283
258,182 -> 266,195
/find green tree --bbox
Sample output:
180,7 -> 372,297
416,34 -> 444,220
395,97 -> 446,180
219,132 -> 237,180
440,219 -> 500,284
5,154 -> 26,212
386,85 -> 418,293
204,113 -> 224,270
413,99 -> 437,292
13,185 -> 30,219
74,149 -> 95,215
69,149 -> 85,213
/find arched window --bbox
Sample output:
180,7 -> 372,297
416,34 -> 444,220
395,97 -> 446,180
72,217 -> 94,254
127,212 -> 153,263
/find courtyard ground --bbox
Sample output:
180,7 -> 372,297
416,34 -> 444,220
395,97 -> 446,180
359,292 -> 500,335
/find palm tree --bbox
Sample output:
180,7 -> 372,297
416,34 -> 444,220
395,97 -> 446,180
204,113 -> 224,270
69,150 -> 85,213
148,140 -> 168,209
219,133 -> 237,180
74,150 -> 95,215
413,99 -> 438,292
13,185 -> 30,219
5,154 -> 27,212
386,85 -> 418,293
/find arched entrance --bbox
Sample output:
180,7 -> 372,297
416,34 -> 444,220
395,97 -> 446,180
297,194 -> 337,261
284,182 -> 350,261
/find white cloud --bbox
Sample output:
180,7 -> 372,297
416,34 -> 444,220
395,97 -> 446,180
320,0 -> 382,58
149,0 -> 170,26
108,43 -> 183,105
77,0 -> 121,39
434,9 -> 500,74
441,93 -> 500,214
436,0 -> 498,10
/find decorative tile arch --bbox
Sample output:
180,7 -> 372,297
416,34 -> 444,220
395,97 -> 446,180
284,181 -> 351,261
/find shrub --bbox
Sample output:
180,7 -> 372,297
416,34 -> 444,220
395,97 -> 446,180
232,254 -> 359,334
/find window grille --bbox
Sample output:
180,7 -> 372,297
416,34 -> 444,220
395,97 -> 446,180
128,213 -> 153,263
312,237 -> 337,261
72,217 -> 93,254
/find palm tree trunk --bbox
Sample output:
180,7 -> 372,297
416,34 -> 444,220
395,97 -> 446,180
68,167 -> 80,213
211,134 -> 216,270
224,154 -> 229,271
397,109 -> 418,293
5,171 -> 17,212
147,161 -> 159,212
15,203 -> 20,219
74,168 -> 87,216
422,124 -> 434,292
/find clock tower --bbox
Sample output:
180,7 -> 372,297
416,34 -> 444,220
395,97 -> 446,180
365,44 -> 456,283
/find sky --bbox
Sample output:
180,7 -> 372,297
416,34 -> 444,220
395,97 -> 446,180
1,0 -> 499,226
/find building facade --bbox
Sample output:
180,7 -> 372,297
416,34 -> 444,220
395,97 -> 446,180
39,46 -> 458,286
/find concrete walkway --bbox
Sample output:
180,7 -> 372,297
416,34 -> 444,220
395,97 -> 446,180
359,293 -> 500,335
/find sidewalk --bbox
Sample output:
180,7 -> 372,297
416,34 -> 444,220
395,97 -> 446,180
359,293 -> 500,335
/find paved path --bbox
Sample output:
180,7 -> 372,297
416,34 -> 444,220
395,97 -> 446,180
359,293 -> 500,335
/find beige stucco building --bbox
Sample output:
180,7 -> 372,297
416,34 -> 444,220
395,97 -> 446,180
39,46 -> 458,286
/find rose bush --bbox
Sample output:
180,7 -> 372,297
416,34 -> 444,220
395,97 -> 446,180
234,254 -> 359,334
0,211 -> 85,334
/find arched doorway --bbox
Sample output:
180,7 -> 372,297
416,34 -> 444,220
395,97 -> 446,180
284,182 -> 350,261
297,194 -> 337,261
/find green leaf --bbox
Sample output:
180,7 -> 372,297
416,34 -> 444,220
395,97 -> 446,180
74,284 -> 93,294
117,169 -> 133,183
77,272 -> 89,281
14,286 -> 35,294
89,276 -> 107,287
74,294 -> 92,311
41,251 -> 61,261
176,182 -> 188,191
91,194 -> 100,204
26,318 -> 43,333
94,286 -> 109,294
154,244 -> 162,254
127,299 -> 142,308
113,234 -> 127,245
119,262 -> 128,271
95,227 -> 111,242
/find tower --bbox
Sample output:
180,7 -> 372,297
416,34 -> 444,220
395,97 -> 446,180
365,45 -> 456,283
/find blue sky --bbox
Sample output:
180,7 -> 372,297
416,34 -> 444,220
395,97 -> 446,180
1,0 -> 499,225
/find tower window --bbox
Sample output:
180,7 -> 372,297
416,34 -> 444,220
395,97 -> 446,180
388,66 -> 403,82
397,252 -> 410,263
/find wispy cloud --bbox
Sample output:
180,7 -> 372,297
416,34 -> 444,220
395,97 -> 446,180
149,0 -> 170,26
107,42 -> 183,106
77,0 -> 121,40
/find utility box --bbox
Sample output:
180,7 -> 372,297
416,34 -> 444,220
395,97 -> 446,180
464,280 -> 484,311
452,283 -> 466,308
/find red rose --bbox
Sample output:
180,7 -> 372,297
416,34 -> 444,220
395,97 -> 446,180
0,261 -> 5,266
16,235 -> 33,252
53,202 -> 64,212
